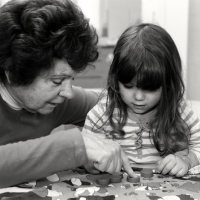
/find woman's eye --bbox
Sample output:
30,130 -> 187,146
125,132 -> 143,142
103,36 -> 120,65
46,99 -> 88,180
53,80 -> 62,85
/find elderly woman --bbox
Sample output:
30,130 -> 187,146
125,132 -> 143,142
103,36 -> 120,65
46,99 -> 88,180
0,0 -> 135,188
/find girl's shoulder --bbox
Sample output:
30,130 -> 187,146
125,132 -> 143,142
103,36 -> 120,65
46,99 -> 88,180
91,90 -> 108,113
179,99 -> 189,111
179,99 -> 199,120
92,89 -> 120,116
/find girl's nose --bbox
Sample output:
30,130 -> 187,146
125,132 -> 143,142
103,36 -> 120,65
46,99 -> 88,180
134,88 -> 145,101
59,83 -> 74,99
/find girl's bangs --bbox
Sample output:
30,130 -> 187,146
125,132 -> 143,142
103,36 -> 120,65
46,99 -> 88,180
118,50 -> 163,91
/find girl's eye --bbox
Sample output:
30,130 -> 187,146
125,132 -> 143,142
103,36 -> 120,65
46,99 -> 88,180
124,84 -> 134,89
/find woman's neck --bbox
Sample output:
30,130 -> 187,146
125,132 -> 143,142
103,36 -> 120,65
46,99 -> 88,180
0,82 -> 22,110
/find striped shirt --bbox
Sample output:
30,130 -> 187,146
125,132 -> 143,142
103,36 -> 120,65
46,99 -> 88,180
83,96 -> 200,169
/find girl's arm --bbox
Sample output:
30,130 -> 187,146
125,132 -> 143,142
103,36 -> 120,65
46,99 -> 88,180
174,101 -> 200,169
157,101 -> 200,176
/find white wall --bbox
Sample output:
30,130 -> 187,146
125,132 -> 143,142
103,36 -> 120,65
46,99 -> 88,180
77,0 -> 101,34
0,0 -> 8,6
141,0 -> 189,87
186,0 -> 200,101
107,0 -> 141,40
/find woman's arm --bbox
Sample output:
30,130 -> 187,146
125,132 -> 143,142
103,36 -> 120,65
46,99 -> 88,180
0,129 -> 87,188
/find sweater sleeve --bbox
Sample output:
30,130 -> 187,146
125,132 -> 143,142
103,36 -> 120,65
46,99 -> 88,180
54,86 -> 100,127
82,97 -> 108,139
175,101 -> 200,169
0,128 -> 88,188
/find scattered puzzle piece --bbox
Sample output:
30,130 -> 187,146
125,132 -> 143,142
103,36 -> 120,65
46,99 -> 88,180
121,183 -> 131,189
67,195 -> 115,200
63,178 -> 91,187
0,192 -> 51,200
127,175 -> 140,183
141,169 -> 153,178
124,191 -> 138,196
147,194 -> 195,200
86,173 -> 123,186
32,187 -> 48,197
2,168 -> 200,200
173,175 -> 200,182
145,182 -> 163,188
96,177 -> 110,186
86,173 -> 110,182
46,174 -> 59,182
179,182 -> 200,193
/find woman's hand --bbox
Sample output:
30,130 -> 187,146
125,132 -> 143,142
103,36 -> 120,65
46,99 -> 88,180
82,131 -> 136,177
83,161 -> 100,174
157,154 -> 189,177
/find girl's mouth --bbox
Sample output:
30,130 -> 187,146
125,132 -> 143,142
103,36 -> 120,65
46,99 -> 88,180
132,104 -> 145,109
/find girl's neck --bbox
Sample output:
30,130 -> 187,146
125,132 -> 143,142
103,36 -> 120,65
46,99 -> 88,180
128,107 -> 157,123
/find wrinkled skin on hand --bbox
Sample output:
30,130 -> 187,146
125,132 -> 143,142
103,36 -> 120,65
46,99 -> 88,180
82,132 -> 137,178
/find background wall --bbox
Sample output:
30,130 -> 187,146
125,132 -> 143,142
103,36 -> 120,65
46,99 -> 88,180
74,0 -> 200,117
74,0 -> 200,104
141,0 -> 189,92
1,0 -> 200,108
187,0 -> 200,100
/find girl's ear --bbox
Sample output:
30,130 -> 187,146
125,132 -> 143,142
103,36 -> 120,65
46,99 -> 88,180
5,71 -> 11,84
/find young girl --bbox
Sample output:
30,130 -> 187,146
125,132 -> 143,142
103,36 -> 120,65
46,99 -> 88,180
82,23 -> 200,177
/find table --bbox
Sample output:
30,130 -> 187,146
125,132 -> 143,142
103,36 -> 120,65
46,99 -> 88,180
0,166 -> 200,200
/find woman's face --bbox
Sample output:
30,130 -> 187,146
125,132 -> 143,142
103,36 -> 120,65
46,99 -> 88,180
6,59 -> 76,114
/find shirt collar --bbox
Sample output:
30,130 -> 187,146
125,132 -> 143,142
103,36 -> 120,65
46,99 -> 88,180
0,83 -> 22,110
128,108 -> 157,123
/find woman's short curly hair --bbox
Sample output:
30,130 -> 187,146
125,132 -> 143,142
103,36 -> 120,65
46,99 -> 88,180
0,0 -> 98,86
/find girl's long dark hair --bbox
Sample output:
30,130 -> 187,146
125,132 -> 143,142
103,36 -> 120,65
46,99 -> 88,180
105,23 -> 189,155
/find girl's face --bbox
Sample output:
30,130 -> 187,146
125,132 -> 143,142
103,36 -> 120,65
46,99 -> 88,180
118,80 -> 162,115
6,59 -> 76,115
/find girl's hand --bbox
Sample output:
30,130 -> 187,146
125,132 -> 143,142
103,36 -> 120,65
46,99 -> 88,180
157,154 -> 189,177
83,161 -> 100,174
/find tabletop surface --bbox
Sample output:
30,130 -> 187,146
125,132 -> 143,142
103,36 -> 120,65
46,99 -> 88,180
1,166 -> 200,200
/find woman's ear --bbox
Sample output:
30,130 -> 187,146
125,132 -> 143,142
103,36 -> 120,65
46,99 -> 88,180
5,71 -> 11,84
4,58 -> 12,84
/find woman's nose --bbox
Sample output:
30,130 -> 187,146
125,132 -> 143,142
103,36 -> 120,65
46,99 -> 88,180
59,83 -> 74,99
